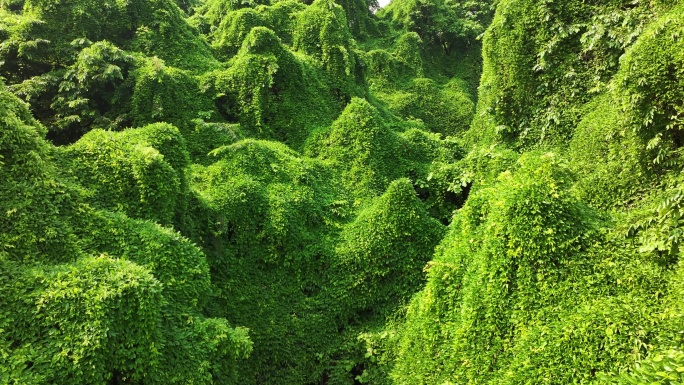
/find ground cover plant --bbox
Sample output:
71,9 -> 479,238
2,0 -> 684,384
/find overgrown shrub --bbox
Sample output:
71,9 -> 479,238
59,124 -> 188,227
392,153 -> 607,384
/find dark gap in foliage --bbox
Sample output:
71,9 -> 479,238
413,183 -> 430,201
46,127 -> 88,146
351,363 -> 365,384
450,180 -> 471,208
8,2 -> 23,12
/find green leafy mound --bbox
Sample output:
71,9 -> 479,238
385,1 -> 684,384
393,32 -> 424,76
293,0 -> 361,101
203,26 -> 340,149
310,97 -> 403,195
382,77 -> 474,136
184,120 -> 244,164
20,0 -> 214,69
1,255 -> 163,384
363,31 -> 477,138
565,4 -> 684,209
48,41 -> 135,135
132,58 -> 217,129
613,3 -> 684,164
1,0 -> 216,144
2,0 -> 482,381
568,95 -> 649,209
392,153 -> 606,383
74,210 -> 252,384
307,97 -> 468,223
188,138 -> 346,384
259,1 -> 307,45
0,86 -> 250,384
210,8 -> 267,57
379,0 -> 495,50
470,0 -> 671,148
0,85 -> 81,264
331,178 -> 446,318
190,138 -> 342,267
185,131 -> 456,383
58,123 -> 189,227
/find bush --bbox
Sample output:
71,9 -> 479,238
132,57 -> 216,129
0,84 -> 82,264
331,178 -> 446,318
293,0 -> 356,101
613,3 -> 684,165
313,97 -> 402,196
0,256 -> 163,384
385,77 -> 474,136
392,153 -> 604,384
60,125 -> 186,227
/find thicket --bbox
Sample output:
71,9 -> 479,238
3,0 -> 684,384
0,86 -> 250,384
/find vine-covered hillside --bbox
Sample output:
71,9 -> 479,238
1,0 -> 684,384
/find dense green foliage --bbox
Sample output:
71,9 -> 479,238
3,0 -> 684,384
0,87 -> 250,384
